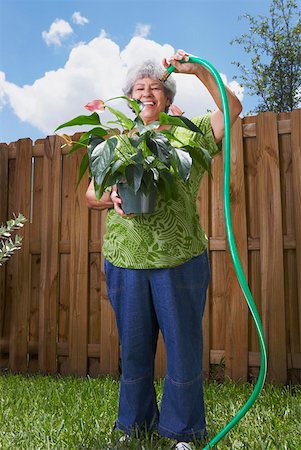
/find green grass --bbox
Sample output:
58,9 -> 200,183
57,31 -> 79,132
0,373 -> 300,449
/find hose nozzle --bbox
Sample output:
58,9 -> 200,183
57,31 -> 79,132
159,70 -> 172,83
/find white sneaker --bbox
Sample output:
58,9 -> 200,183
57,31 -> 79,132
119,434 -> 130,443
175,443 -> 193,450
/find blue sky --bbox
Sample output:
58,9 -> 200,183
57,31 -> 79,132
0,0 -> 271,143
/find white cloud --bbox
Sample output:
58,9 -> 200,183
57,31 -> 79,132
42,19 -> 73,46
72,11 -> 89,26
0,35 -> 243,138
134,23 -> 151,38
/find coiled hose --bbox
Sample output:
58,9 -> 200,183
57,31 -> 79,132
163,56 -> 268,449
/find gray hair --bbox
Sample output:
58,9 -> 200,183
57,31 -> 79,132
123,59 -> 176,104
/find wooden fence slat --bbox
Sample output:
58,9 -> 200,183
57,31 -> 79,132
0,144 -> 9,368
225,118 -> 249,381
57,152 -> 74,374
28,153 -> 43,372
89,208 -> 103,376
198,172 -> 210,378
210,152 -> 226,354
69,149 -> 89,376
291,109 -> 301,352
9,139 -> 32,372
38,136 -> 61,373
0,144 -> 8,223
1,155 -> 16,369
257,112 -> 287,383
99,210 -> 119,376
88,252 -> 101,376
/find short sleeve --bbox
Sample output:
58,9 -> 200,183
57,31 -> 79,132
191,114 -> 222,156
173,113 -> 222,157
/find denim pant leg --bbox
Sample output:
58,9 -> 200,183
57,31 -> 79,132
104,259 -> 159,434
150,252 -> 210,441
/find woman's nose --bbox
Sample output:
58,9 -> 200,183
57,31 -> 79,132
143,86 -> 152,96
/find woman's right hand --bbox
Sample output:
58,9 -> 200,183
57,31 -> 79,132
110,185 -> 125,216
110,185 -> 136,218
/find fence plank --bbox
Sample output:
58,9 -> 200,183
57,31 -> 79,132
0,144 -> 8,368
9,139 -> 32,372
88,252 -> 101,376
198,172 -> 210,378
1,155 -> 16,369
291,109 -> 301,352
57,151 -> 73,374
28,152 -> 43,372
89,207 -> 102,376
100,210 -> 119,376
38,136 -> 61,373
58,254 -> 70,374
210,152 -> 226,356
0,144 -> 8,223
244,116 -> 262,358
257,112 -> 287,383
69,149 -> 89,375
225,118 -> 249,381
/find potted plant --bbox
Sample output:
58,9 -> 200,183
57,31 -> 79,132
55,96 -> 211,214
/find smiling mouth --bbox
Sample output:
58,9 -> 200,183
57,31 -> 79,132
143,101 -> 156,106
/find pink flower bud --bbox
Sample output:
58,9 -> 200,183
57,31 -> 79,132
170,104 -> 184,116
84,100 -> 106,112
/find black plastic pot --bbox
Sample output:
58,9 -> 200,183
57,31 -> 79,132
117,182 -> 157,214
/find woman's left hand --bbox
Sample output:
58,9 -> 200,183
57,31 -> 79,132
162,49 -> 197,75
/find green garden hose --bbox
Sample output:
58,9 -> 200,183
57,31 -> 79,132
163,56 -> 268,448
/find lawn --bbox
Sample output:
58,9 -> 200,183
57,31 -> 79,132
0,373 -> 300,449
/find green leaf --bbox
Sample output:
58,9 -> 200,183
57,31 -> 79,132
111,159 -> 124,174
76,153 -> 89,188
146,134 -> 172,166
188,146 -> 212,176
106,106 -> 135,130
105,171 -> 122,187
159,113 -> 204,134
87,136 -> 106,158
171,148 -> 192,181
130,149 -> 144,164
159,129 -> 186,146
125,164 -> 144,193
136,121 -> 160,134
140,170 -> 155,196
89,137 -> 118,187
55,112 -> 101,132
129,136 -> 143,148
106,95 -> 143,116
68,127 -> 108,156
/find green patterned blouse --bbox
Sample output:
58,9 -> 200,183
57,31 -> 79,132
102,113 -> 222,269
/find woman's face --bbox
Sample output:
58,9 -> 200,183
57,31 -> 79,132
131,77 -> 170,124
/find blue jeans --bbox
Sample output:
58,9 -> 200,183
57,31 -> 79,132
104,251 -> 210,441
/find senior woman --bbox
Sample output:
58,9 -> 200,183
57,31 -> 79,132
86,50 -> 242,450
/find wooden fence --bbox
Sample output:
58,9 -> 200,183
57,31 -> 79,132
0,110 -> 300,384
